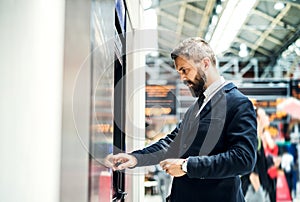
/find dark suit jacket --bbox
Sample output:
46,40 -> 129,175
132,83 -> 257,202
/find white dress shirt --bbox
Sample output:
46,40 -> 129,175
196,76 -> 227,116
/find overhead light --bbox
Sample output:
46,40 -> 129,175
288,44 -> 295,52
274,2 -> 285,10
295,38 -> 300,47
216,5 -> 223,14
211,15 -> 219,25
209,0 -> 256,56
239,43 -> 249,57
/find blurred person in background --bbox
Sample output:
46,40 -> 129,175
105,37 -> 257,202
257,107 -> 281,202
281,146 -> 294,197
241,107 -> 276,202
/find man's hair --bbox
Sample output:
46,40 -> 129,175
170,37 -> 216,67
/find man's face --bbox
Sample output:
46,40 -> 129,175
175,56 -> 207,97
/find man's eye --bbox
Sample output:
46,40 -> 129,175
182,69 -> 186,74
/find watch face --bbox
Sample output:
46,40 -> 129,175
182,160 -> 187,172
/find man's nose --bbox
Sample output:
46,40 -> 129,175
179,73 -> 186,81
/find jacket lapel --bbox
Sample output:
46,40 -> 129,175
179,83 -> 237,157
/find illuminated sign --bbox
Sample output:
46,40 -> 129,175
146,84 -> 176,116
250,98 -> 288,121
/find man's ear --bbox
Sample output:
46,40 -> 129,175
202,57 -> 210,70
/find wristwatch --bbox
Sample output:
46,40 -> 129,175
181,159 -> 188,173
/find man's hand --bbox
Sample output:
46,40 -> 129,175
160,158 -> 187,177
104,153 -> 137,171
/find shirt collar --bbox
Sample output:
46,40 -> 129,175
203,76 -> 225,99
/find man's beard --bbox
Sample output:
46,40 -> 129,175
184,72 -> 206,97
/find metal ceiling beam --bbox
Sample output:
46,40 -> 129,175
154,0 -> 213,10
274,28 -> 300,59
235,38 -> 273,56
286,56 -> 300,77
158,10 -> 196,29
244,26 -> 282,45
249,4 -> 291,57
240,58 -> 259,78
290,2 -> 300,9
197,0 -> 215,37
176,2 -> 187,42
185,3 -> 204,15
155,0 -> 184,9
228,47 -> 239,56
251,8 -> 296,32
157,10 -> 179,23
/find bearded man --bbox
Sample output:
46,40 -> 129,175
105,37 -> 257,202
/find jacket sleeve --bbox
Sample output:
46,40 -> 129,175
187,98 -> 257,179
131,121 -> 182,167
